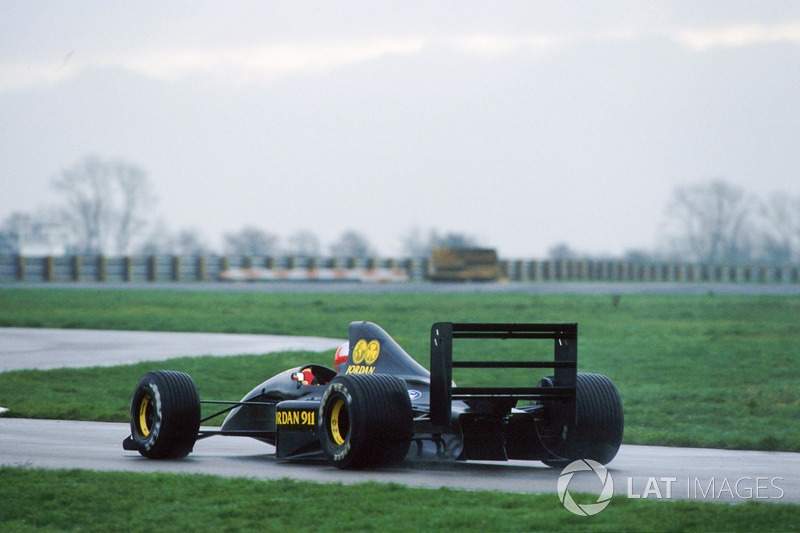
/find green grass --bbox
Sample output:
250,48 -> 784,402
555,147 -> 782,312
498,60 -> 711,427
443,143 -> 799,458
1,467 -> 797,533
1,288 -> 799,532
1,288 -> 799,451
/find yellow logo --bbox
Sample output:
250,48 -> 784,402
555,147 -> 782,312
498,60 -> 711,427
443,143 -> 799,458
365,340 -> 380,364
276,410 -> 315,426
348,339 -> 380,374
345,365 -> 375,374
352,339 -> 380,365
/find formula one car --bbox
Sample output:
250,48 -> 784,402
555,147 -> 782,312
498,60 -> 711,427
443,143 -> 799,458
123,321 -> 623,469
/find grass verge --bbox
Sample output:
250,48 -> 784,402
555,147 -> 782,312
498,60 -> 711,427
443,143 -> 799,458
1,467 -> 798,532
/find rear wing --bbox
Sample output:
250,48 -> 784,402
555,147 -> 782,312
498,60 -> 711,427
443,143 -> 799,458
429,322 -> 577,426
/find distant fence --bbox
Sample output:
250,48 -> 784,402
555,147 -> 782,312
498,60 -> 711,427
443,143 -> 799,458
1,254 -> 799,284
498,259 -> 800,284
0,255 -> 424,283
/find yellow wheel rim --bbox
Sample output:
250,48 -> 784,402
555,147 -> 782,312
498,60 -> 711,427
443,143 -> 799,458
138,393 -> 152,437
329,398 -> 346,446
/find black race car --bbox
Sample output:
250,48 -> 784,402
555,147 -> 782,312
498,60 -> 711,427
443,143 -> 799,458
123,321 -> 623,469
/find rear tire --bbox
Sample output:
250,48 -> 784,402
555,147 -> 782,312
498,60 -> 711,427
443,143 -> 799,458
537,372 -> 623,467
129,370 -> 201,459
318,374 -> 413,469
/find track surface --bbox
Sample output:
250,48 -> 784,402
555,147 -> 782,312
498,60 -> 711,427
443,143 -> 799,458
0,328 -> 342,371
1,418 -> 796,503
1,327 -> 797,504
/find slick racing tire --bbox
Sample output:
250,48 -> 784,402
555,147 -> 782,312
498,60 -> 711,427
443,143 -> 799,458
129,370 -> 201,459
536,372 -> 624,467
319,373 -> 413,469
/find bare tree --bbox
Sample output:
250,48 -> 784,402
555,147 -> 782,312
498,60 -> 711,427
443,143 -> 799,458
430,230 -> 479,250
114,162 -> 151,254
401,227 -> 481,257
174,228 -> 212,256
224,226 -> 279,256
136,220 -> 172,255
400,227 -> 430,257
286,230 -> 321,257
139,226 -> 212,256
0,230 -> 13,255
52,155 -> 154,255
329,230 -> 373,258
548,242 -> 580,260
761,193 -> 800,262
0,212 -> 32,254
623,248 -> 656,262
661,180 -> 756,263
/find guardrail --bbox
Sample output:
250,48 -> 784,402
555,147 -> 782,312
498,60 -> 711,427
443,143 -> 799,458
498,259 -> 800,284
0,255 -> 423,283
0,255 -> 798,284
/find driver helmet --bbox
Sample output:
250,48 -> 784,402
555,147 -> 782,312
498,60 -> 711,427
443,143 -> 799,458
334,342 -> 349,373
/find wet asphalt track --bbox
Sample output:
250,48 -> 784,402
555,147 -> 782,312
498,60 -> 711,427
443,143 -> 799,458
0,327 -> 343,372
1,418 -> 797,504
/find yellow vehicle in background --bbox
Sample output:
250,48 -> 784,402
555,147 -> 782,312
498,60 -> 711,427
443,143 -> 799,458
429,247 -> 501,282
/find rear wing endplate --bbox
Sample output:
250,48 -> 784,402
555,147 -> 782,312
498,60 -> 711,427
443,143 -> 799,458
429,322 -> 577,426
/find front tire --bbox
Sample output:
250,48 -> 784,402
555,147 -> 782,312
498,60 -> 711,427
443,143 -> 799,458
129,370 -> 200,459
318,374 -> 413,469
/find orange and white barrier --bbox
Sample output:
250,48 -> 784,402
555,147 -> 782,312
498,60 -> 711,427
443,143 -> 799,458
220,267 -> 409,283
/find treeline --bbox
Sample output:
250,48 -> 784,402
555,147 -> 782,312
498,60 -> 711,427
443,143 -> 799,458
0,156 -> 482,259
2,156 -> 799,264
549,180 -> 800,265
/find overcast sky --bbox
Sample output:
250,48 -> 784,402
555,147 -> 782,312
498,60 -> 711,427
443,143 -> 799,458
2,1 -> 800,257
